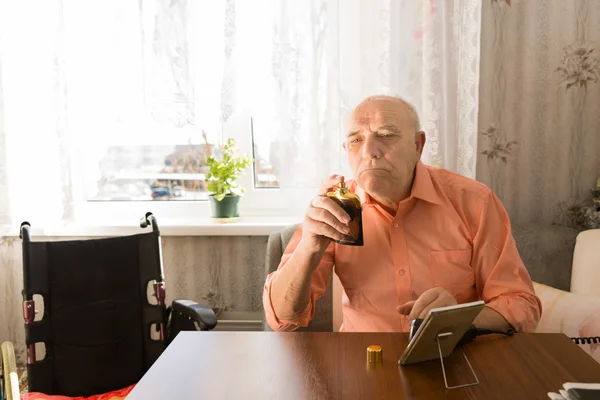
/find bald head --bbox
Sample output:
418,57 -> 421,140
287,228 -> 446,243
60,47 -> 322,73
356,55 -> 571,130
343,94 -> 426,212
350,95 -> 421,133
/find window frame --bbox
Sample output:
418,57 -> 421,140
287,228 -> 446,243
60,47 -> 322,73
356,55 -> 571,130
74,110 -> 315,225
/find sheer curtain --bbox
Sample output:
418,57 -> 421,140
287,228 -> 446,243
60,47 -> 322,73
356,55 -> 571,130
268,0 -> 482,214
0,0 -> 481,225
0,42 -> 8,228
0,0 -> 482,364
0,1 -> 235,228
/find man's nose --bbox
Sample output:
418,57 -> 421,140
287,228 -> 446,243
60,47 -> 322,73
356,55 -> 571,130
362,136 -> 382,160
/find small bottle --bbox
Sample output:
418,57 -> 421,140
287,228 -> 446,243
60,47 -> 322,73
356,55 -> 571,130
326,179 -> 364,246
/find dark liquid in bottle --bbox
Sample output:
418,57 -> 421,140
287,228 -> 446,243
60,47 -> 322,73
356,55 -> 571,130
331,198 -> 364,246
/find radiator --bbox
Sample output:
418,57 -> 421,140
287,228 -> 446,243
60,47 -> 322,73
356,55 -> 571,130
212,311 -> 264,332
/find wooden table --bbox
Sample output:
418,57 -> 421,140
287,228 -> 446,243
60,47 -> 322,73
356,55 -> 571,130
126,332 -> 600,400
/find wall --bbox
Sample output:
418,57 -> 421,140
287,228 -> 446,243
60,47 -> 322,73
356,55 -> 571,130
477,0 -> 600,289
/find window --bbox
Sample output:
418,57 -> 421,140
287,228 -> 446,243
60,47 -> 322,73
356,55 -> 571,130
251,118 -> 280,189
0,0 -> 350,225
53,1 -> 283,208
92,134 -> 218,202
91,119 -> 281,202
62,1 -> 221,204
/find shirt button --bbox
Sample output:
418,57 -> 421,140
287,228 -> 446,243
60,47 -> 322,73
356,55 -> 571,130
393,223 -> 399,228
399,269 -> 406,276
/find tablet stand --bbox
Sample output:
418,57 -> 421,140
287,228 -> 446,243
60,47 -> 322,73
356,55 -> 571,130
436,332 -> 479,390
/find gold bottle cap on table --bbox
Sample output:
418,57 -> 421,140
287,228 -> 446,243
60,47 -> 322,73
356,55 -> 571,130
367,345 -> 383,363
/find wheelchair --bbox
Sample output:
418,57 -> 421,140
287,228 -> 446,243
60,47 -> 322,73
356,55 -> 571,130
1,212 -> 216,399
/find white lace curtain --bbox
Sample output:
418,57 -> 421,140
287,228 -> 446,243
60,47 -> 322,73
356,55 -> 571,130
270,0 -> 482,213
0,0 -> 481,226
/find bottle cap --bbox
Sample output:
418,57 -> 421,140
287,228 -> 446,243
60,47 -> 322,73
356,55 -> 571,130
367,345 -> 383,363
326,180 -> 361,208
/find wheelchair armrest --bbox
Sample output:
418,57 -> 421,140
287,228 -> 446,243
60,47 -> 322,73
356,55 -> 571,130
171,299 -> 217,331
1,341 -> 20,400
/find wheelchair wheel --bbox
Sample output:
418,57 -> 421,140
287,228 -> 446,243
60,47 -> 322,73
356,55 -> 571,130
1,342 -> 19,400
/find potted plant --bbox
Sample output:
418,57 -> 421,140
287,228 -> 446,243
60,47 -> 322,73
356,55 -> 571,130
205,138 -> 253,219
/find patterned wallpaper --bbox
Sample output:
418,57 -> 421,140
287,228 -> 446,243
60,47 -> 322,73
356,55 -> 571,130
477,0 -> 600,288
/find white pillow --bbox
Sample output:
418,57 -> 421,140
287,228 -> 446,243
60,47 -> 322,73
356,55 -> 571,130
534,282 -> 600,364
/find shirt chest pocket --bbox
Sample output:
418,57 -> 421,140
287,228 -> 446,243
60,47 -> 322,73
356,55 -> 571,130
429,249 -> 475,301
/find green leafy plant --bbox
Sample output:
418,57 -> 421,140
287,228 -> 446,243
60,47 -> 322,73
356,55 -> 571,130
205,138 -> 253,201
592,176 -> 600,201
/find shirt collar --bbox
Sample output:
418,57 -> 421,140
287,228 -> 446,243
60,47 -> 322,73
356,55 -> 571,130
411,161 -> 442,205
349,161 -> 442,206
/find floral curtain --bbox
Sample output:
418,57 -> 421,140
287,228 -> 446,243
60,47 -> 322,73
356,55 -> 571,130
477,0 -> 600,228
477,0 -> 600,290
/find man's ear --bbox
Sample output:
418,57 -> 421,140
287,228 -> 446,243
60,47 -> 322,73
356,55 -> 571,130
415,131 -> 426,158
342,141 -> 347,151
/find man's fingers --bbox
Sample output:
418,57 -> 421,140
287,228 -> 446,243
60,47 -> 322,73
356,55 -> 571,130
300,174 -> 349,249
318,175 -> 345,196
310,196 -> 351,224
307,207 -> 351,237
306,203 -> 350,235
414,298 -> 452,319
307,220 -> 348,242
396,301 -> 415,316
408,290 -> 440,321
416,305 -> 436,320
405,288 -> 458,320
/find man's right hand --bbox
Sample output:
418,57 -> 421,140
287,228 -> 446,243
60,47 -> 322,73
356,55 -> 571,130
268,175 -> 350,326
300,175 -> 353,254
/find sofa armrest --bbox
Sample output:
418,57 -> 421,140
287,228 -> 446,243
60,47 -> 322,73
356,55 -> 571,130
533,282 -> 600,364
571,229 -> 600,296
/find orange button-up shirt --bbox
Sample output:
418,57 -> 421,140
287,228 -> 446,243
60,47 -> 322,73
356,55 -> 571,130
263,162 -> 542,333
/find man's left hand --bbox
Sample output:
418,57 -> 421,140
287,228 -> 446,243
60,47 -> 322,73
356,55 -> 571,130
396,287 -> 457,321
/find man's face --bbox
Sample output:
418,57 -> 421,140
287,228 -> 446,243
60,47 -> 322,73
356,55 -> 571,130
344,98 -> 425,201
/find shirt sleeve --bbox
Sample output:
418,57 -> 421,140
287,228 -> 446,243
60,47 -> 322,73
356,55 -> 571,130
262,224 -> 335,331
471,191 -> 542,333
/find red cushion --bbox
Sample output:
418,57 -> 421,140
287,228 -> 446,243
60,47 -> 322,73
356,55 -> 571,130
21,384 -> 135,400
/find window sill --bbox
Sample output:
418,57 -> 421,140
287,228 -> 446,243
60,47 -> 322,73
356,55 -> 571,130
0,216 -> 302,238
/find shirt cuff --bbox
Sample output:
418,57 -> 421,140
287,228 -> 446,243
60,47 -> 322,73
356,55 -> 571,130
485,293 -> 542,333
262,272 -> 313,331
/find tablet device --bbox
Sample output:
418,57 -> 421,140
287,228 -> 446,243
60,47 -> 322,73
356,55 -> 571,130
399,300 -> 485,365
560,382 -> 600,400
